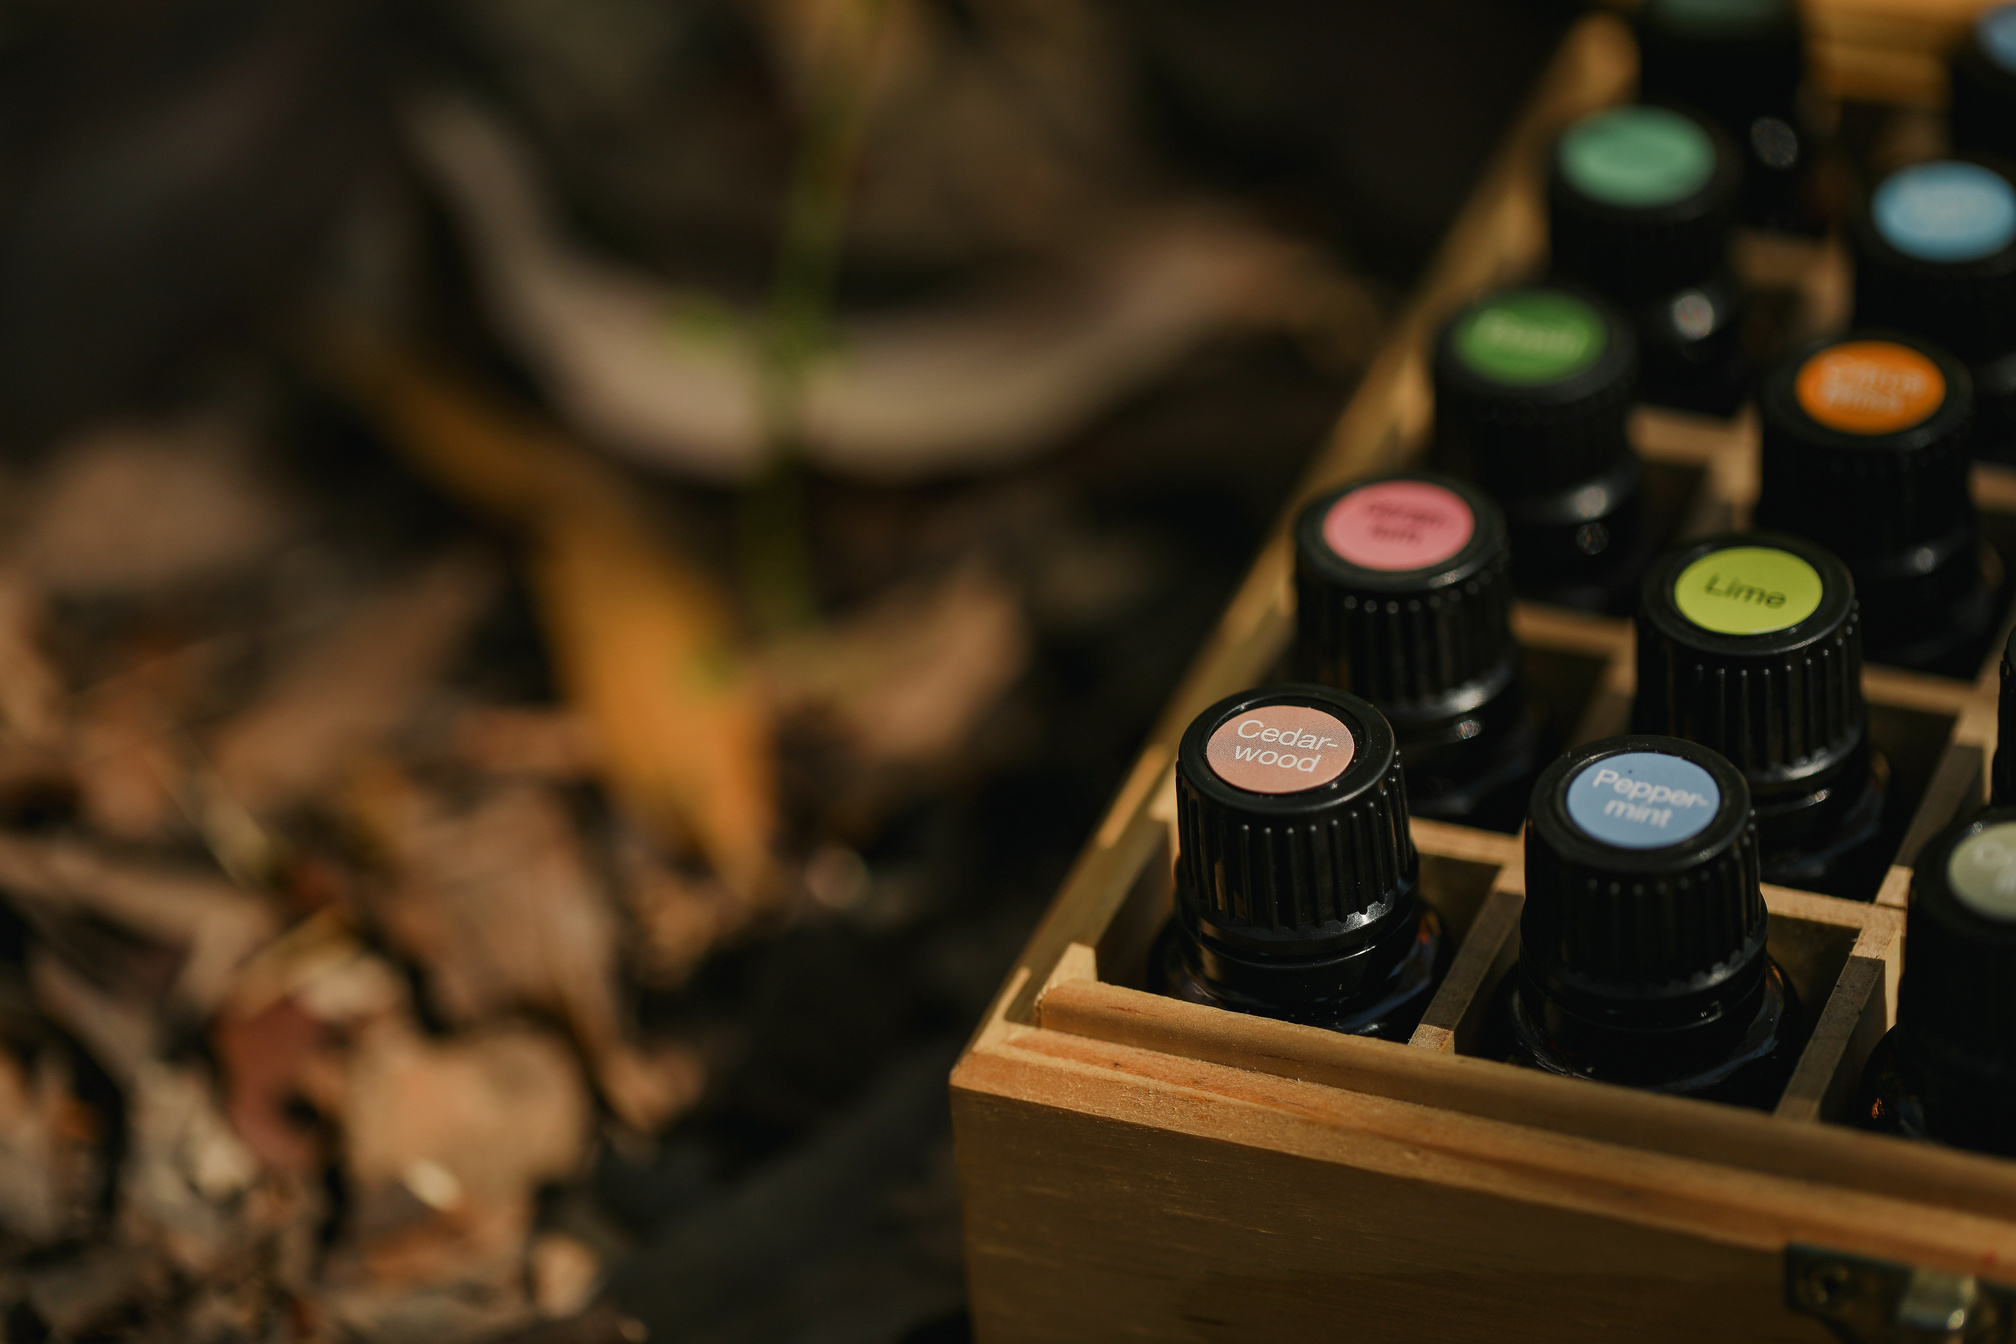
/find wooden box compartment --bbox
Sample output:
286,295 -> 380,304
953,10 -> 2016,1343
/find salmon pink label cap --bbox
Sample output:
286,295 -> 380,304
1322,480 -> 1475,572
1206,704 -> 1355,794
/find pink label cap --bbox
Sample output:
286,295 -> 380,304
1205,704 -> 1355,794
1322,480 -> 1474,572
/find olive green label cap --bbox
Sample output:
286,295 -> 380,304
1948,822 -> 2016,922
1452,290 -> 1607,385
1673,546 -> 1824,634
1559,106 -> 1716,208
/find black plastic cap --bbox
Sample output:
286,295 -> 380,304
1549,104 -> 1743,302
1852,159 -> 2016,366
1635,0 -> 1803,131
1898,809 -> 2016,1095
1293,474 -> 1517,726
1952,12 -> 2016,167
1523,736 -> 1765,1014
1754,332 -> 1976,566
1174,685 -> 1415,964
1633,532 -> 1867,797
1431,285 -> 1639,495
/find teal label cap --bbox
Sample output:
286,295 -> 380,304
1559,107 -> 1716,209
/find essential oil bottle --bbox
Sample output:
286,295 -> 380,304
1633,0 -> 1817,234
1951,4 -> 2016,169
1754,332 -> 1996,674
1634,532 -> 1889,901
1852,159 -> 2016,461
1506,735 -> 1797,1109
1431,284 -> 1649,614
1859,809 -> 2016,1156
1549,103 -> 1747,415
1996,627 -> 2016,808
1153,685 -> 1442,1039
1293,473 -> 1551,832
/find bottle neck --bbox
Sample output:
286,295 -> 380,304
1173,880 -> 1426,1012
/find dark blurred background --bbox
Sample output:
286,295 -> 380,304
0,3 -> 1577,1341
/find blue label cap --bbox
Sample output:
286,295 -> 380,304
1872,161 -> 2016,263
1565,751 -> 1722,849
1980,3 -> 2016,75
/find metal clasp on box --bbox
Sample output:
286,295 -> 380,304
1788,1245 -> 2016,1343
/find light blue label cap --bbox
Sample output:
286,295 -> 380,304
1873,161 -> 2016,263
1980,4 -> 2016,75
1565,752 -> 1722,849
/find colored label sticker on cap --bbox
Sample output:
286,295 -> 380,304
1873,162 -> 2016,263
1323,480 -> 1475,572
1206,705 -> 1354,795
1980,4 -> 2016,75
1566,752 -> 1721,848
1453,290 -> 1607,385
1795,340 -> 1946,435
1672,546 -> 1825,635
1559,106 -> 1716,208
1948,822 -> 2016,922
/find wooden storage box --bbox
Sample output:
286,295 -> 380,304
951,11 -> 2016,1341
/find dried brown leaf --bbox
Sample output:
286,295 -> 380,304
0,835 -> 278,1015
19,418 -> 293,600
767,559 -> 1029,765
340,1022 -> 589,1289
206,551 -> 496,820
0,1046 -> 99,1246
356,779 -> 702,1131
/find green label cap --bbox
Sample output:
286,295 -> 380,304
1672,546 -> 1824,634
1559,106 -> 1716,208
1948,822 -> 2016,922
1452,289 -> 1607,385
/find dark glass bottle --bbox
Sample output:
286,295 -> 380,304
1633,0 -> 1820,234
1292,473 -> 1550,833
1859,809 -> 2016,1156
1633,532 -> 1889,901
1506,735 -> 1798,1108
1852,159 -> 2016,462
1997,627 -> 2016,808
1754,332 -> 1996,674
1549,103 -> 1747,415
1431,284 -> 1649,614
1153,685 -> 1442,1039
1951,5 -> 2016,169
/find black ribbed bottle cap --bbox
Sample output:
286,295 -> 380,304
1173,685 -> 1416,1002
1549,104 -> 1742,302
1757,333 -> 1974,558
1523,736 -> 1765,1019
1754,333 -> 1980,662
1292,474 -> 1516,727
1635,0 -> 1802,137
1951,6 -> 2016,168
1633,532 -> 1866,799
1853,160 -> 2016,367
1896,809 -> 2016,1107
1432,284 -> 1638,495
1997,627 -> 2016,807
